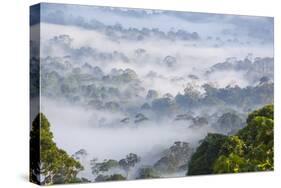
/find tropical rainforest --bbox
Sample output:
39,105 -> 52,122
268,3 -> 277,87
30,3 -> 274,185
30,104 -> 273,184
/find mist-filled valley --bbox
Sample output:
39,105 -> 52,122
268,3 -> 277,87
30,3 -> 274,185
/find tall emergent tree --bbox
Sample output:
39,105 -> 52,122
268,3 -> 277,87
30,113 -> 83,185
119,153 -> 140,177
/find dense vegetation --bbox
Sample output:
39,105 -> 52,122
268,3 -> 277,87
91,152 -> 141,179
137,167 -> 160,179
188,104 -> 274,175
84,141 -> 192,181
30,113 -> 84,185
187,134 -> 227,175
30,5 -> 274,184
30,104 -> 273,184
36,54 -> 273,116
95,174 -> 126,182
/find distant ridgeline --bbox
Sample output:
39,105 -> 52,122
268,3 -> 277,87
30,104 -> 273,185
187,104 -> 273,175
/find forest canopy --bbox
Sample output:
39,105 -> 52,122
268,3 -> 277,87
188,104 -> 274,175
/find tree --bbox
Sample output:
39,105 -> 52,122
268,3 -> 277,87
213,136 -> 248,173
188,104 -> 274,175
137,167 -> 159,179
154,142 -> 192,173
119,153 -> 140,176
187,134 -> 227,175
91,159 -> 119,174
183,83 -> 201,100
106,174 -> 126,181
30,113 -> 83,185
213,104 -> 274,173
95,174 -> 126,182
175,83 -> 202,109
214,113 -> 243,135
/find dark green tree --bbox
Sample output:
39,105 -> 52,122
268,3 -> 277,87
106,174 -> 126,181
30,113 -> 84,185
187,133 -> 227,175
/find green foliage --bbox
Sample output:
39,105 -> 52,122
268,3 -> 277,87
92,159 -> 119,174
175,82 -> 274,110
30,114 -> 41,184
213,104 -> 274,173
95,174 -> 126,182
188,104 -> 274,175
219,136 -> 246,156
246,104 -> 273,124
99,160 -> 119,171
213,136 -> 248,173
106,174 -> 126,181
137,167 -> 160,179
30,113 -> 84,185
92,153 -> 140,180
213,154 -> 248,173
187,134 -> 227,175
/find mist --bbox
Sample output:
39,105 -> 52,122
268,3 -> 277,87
42,98 -> 211,159
33,4 -> 274,182
41,97 -> 214,180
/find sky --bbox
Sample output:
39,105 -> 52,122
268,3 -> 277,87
31,3 -> 274,45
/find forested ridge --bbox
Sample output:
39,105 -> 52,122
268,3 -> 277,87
188,104 -> 273,175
